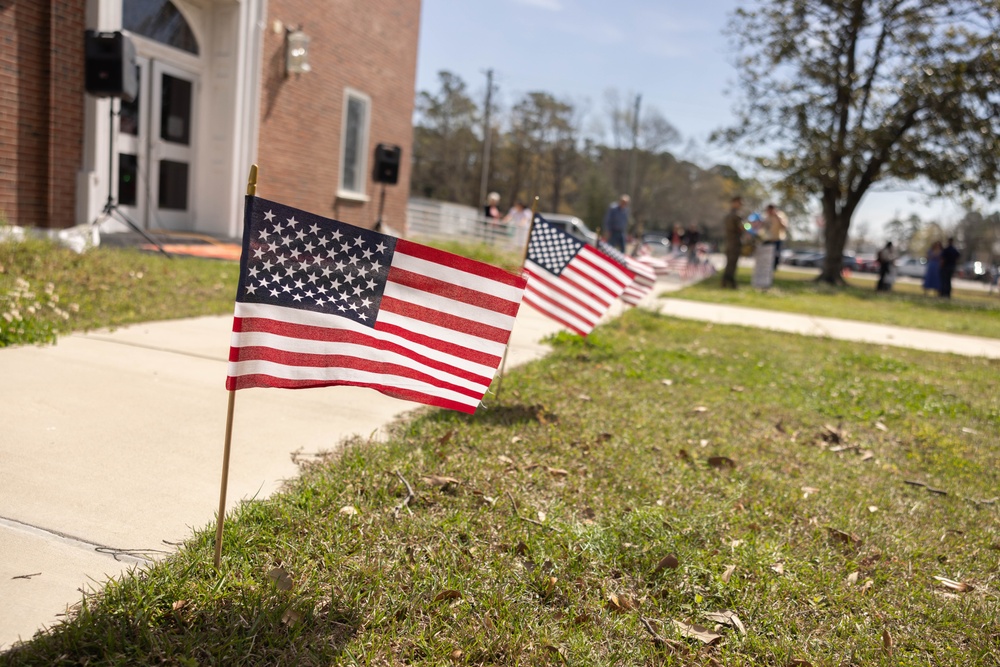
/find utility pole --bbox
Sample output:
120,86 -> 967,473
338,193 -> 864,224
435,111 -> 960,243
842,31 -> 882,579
478,68 -> 494,210
627,93 -> 641,197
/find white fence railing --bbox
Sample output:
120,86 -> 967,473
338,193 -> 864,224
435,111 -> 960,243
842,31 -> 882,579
406,198 -> 523,251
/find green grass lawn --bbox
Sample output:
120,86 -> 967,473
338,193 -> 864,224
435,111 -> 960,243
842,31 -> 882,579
3,310 -> 997,666
0,237 -> 238,345
669,268 -> 1000,340
0,236 -> 519,347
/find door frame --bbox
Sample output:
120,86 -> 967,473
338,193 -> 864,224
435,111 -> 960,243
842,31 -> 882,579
148,58 -> 200,230
119,33 -> 202,231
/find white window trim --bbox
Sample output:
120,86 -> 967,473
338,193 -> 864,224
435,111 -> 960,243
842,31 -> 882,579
337,87 -> 371,201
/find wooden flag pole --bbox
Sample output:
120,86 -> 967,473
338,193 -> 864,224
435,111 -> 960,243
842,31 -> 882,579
213,164 -> 257,569
494,196 -> 539,403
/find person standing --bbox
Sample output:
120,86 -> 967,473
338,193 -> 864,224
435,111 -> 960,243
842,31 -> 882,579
482,192 -> 503,241
876,241 -> 896,292
503,200 -> 533,248
762,204 -> 789,269
721,196 -> 744,289
939,237 -> 960,298
922,241 -> 943,295
603,194 -> 631,252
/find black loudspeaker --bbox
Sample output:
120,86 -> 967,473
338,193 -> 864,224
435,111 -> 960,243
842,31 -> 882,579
373,143 -> 402,185
84,30 -> 138,102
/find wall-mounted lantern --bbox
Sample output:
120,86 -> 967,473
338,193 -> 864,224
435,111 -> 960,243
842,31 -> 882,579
285,28 -> 311,75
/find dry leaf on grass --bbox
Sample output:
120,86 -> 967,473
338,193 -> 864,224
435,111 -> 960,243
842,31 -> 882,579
731,385 -> 745,393
422,475 -> 461,488
721,564 -> 736,583
661,379 -> 674,386
801,486 -> 820,498
577,393 -> 591,402
546,466 -> 570,477
672,619 -> 722,645
678,449 -> 692,462
266,567 -> 293,591
827,527 -> 862,546
338,505 -> 358,516
707,456 -> 736,469
846,571 -> 859,585
933,576 -> 974,592
281,608 -> 302,626
691,406 -> 709,414
450,649 -> 463,660
859,450 -> 875,462
787,660 -> 814,667
433,589 -> 462,603
882,628 -> 893,656
821,424 -> 842,443
860,579 -> 874,594
868,506 -> 878,513
704,610 -> 746,635
653,554 -> 679,573
537,510 -> 547,522
438,430 -> 454,446
771,562 -> 785,575
875,421 -> 888,432
961,427 -> 978,434
607,593 -> 636,612
775,420 -> 786,434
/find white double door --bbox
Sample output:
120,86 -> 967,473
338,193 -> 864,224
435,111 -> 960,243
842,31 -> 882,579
116,58 -> 198,230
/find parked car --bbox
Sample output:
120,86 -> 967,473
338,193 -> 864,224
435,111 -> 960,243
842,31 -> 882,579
540,213 -> 599,246
855,253 -> 878,273
957,260 -> 989,281
798,252 -> 826,267
639,233 -> 672,257
894,255 -> 927,278
786,250 -> 823,266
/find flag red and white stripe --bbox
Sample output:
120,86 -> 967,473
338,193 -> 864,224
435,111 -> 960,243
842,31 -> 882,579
620,255 -> 658,304
597,239 -> 658,305
226,196 -> 527,414
522,217 -> 633,336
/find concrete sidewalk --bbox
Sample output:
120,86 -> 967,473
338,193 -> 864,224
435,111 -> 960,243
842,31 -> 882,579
658,298 -> 1000,359
1,288 -> 652,649
3,274 -> 998,649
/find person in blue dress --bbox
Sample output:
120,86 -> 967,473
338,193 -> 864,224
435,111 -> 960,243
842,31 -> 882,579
922,240 -> 942,295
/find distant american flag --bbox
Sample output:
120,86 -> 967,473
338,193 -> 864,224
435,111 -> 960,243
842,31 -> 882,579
522,216 -> 633,336
597,240 -> 658,305
226,196 -> 527,414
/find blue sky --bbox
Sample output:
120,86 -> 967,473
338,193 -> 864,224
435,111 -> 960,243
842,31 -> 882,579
414,0 -> 977,240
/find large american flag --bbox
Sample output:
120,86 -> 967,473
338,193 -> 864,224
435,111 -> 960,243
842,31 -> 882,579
522,216 -> 633,336
597,240 -> 658,305
226,196 -> 527,414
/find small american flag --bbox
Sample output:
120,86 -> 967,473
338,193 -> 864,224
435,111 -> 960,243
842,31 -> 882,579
226,196 -> 527,414
597,240 -> 658,305
522,215 -> 633,336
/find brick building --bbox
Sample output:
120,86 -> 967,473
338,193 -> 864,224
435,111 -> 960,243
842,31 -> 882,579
0,0 -> 420,238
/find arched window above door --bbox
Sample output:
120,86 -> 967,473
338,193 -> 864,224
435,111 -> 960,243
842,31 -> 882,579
123,0 -> 199,55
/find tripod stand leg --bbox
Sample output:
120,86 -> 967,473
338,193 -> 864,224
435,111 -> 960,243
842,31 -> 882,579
105,205 -> 172,259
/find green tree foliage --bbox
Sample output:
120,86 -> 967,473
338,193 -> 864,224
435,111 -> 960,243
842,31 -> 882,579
411,72 -> 758,246
720,0 -> 1000,283
411,71 -> 482,203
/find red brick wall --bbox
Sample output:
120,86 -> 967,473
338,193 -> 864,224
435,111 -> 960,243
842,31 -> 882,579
0,1 -> 84,229
257,0 -> 420,233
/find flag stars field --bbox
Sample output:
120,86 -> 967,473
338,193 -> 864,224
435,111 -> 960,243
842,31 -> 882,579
227,197 -> 528,413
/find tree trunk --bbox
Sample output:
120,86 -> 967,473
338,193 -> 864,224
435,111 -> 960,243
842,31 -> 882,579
818,193 -> 851,284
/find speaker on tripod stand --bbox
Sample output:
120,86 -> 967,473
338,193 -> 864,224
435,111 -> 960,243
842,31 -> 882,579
372,143 -> 401,232
84,30 -> 169,256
